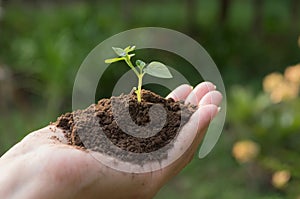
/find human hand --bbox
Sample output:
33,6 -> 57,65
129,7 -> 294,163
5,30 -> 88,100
0,82 -> 222,199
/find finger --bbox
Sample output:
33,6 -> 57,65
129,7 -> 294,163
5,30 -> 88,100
181,104 -> 219,141
199,90 -> 223,106
182,104 -> 219,164
166,84 -> 193,101
160,104 -> 219,177
167,104 -> 219,162
185,82 -> 216,105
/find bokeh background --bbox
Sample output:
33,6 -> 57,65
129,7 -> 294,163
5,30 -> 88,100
0,0 -> 300,198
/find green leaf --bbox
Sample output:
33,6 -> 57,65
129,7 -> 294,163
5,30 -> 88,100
104,57 -> 124,63
136,59 -> 146,69
144,61 -> 173,78
129,45 -> 136,52
112,47 -> 126,57
124,45 -> 136,53
128,53 -> 135,58
124,46 -> 131,52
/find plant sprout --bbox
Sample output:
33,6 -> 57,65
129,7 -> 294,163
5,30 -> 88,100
105,45 -> 173,102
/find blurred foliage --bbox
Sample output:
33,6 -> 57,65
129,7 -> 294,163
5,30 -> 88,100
0,0 -> 300,198
229,84 -> 300,198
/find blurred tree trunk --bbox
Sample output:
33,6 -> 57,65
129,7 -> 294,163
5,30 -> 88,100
252,0 -> 263,35
219,0 -> 231,25
290,0 -> 299,30
121,0 -> 133,25
186,0 -> 198,37
0,0 -> 2,20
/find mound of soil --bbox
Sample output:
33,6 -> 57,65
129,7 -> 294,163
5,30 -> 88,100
54,90 -> 197,164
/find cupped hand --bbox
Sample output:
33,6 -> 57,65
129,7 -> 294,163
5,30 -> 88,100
0,82 -> 222,199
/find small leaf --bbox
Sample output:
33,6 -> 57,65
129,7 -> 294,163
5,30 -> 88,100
129,45 -> 136,51
112,47 -> 126,57
124,45 -> 136,53
124,46 -> 131,52
105,57 -> 124,63
144,61 -> 173,78
128,53 -> 135,58
136,60 -> 146,69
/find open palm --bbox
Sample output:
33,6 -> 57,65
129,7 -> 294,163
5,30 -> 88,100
0,82 -> 222,199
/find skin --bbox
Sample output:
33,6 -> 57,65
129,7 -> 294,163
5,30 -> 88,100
0,82 -> 222,199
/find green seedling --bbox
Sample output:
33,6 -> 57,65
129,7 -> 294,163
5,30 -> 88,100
105,45 -> 173,102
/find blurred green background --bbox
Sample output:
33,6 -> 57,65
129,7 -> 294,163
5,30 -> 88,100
0,0 -> 300,198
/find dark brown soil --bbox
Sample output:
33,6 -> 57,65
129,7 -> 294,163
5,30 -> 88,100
54,90 -> 197,164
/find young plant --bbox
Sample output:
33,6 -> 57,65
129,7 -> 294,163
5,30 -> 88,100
105,46 -> 173,102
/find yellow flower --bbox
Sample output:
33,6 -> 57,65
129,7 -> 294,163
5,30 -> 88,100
269,80 -> 299,103
263,72 -> 284,94
232,140 -> 260,164
272,170 -> 291,189
284,64 -> 300,85
263,65 -> 300,103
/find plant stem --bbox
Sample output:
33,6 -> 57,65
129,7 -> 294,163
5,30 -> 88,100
136,63 -> 145,102
125,55 -> 144,102
125,56 -> 139,77
137,73 -> 143,102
